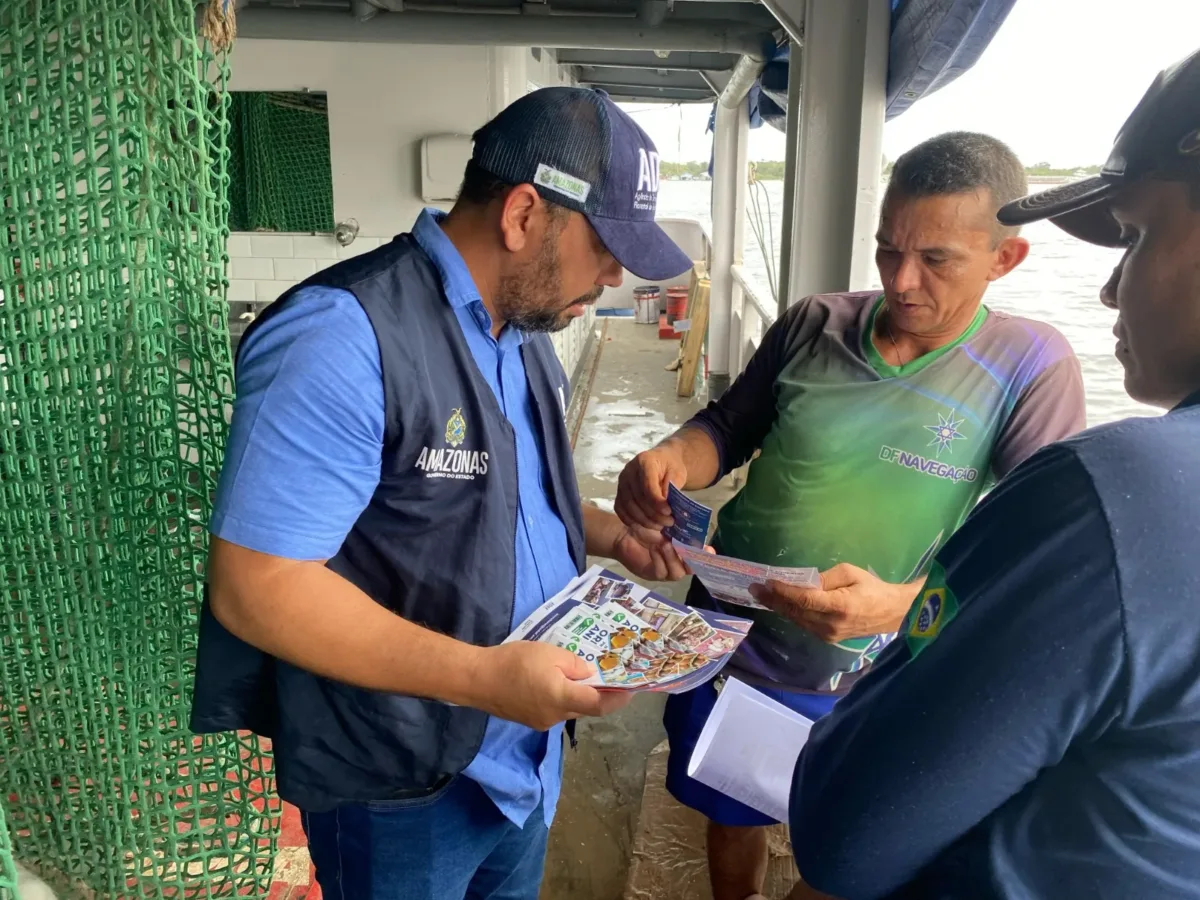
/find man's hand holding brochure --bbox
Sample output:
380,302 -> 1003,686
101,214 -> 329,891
506,565 -> 751,693
664,484 -> 821,608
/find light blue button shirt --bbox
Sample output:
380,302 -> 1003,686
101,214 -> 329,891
211,208 -> 579,827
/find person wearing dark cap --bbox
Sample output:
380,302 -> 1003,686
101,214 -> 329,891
188,87 -> 695,900
781,48 -> 1200,900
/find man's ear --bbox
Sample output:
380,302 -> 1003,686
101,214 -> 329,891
988,234 -> 1031,282
498,184 -> 540,253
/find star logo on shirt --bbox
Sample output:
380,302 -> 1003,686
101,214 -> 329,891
924,412 -> 966,457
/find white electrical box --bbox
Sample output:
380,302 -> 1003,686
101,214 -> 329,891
420,134 -> 473,202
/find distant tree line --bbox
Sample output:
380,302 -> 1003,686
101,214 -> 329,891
659,160 -> 710,179
1025,162 -> 1103,177
660,158 -> 1102,182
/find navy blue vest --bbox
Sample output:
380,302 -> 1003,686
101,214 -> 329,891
190,235 -> 587,811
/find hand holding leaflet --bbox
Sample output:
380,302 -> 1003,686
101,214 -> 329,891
506,565 -> 752,693
672,540 -> 820,610
665,483 -> 712,547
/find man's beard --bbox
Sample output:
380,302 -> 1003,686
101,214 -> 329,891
496,229 -> 603,334
508,285 -> 604,333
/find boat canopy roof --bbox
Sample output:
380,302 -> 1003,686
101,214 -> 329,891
237,0 -> 1018,119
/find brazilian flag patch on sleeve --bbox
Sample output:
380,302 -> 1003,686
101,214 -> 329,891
903,560 -> 959,659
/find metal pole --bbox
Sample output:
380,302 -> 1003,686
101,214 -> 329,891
234,8 -> 774,57
707,96 -> 749,399
775,46 -> 803,317
717,53 -> 768,108
784,0 -> 889,305
848,0 -> 889,291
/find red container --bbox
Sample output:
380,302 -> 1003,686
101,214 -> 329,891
666,285 -> 688,323
658,312 -> 676,340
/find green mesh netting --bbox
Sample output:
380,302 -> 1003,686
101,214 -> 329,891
0,804 -> 16,900
227,91 -> 334,233
0,2 -> 279,897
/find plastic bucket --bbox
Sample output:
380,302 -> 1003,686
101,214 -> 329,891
633,286 -> 661,324
666,285 -> 688,323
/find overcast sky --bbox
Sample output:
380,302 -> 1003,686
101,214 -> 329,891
623,0 -> 1200,167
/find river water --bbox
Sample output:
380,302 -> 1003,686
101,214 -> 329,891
657,179 -> 1158,427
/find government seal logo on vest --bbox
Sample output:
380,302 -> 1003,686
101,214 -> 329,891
446,408 -> 466,448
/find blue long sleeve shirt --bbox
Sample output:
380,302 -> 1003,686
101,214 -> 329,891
792,392 -> 1200,899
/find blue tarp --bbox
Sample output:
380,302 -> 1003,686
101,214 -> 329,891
706,0 -> 1017,173
732,0 -> 1019,132
885,0 -> 1018,120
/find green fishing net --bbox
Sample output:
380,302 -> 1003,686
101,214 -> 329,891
0,1 -> 279,897
227,91 -> 334,233
0,804 -> 16,900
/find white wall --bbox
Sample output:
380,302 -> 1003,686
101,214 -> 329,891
225,39 -> 491,307
228,40 -> 491,239
223,40 -> 595,379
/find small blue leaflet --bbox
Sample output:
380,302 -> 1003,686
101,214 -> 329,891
666,483 -> 712,547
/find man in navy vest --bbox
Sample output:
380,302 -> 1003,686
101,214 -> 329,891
190,87 -> 695,900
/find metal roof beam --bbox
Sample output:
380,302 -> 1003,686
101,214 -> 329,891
574,66 -> 710,89
235,7 -> 776,57
579,84 -> 716,101
555,48 -> 741,70
758,0 -> 804,44
699,68 -> 730,95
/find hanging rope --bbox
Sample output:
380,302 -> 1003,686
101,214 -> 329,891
201,0 -> 238,52
746,162 -> 779,304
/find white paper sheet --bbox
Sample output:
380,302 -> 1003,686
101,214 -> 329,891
686,677 -> 815,823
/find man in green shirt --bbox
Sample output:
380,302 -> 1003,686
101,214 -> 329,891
615,132 -> 1087,900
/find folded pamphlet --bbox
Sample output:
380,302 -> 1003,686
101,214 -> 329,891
672,540 -> 821,610
665,483 -> 712,547
506,565 -> 752,693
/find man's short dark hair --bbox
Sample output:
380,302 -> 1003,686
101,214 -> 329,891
887,132 -> 1028,239
456,159 -> 567,221
456,159 -> 514,207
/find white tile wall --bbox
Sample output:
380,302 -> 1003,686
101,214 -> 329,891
226,231 -> 384,309
550,307 -> 598,383
227,279 -> 256,303
229,255 -> 274,281
227,234 -> 252,258
249,234 -> 295,258
274,257 -> 318,281
256,280 -> 287,303
292,235 -> 340,259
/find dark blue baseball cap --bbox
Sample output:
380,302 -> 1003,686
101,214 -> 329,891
998,47 -> 1200,246
471,86 -> 694,281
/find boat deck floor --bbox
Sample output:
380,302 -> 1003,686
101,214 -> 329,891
542,318 -> 799,900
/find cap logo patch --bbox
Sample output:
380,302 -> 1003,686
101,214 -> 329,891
1179,128 -> 1200,157
535,163 -> 591,202
635,148 -> 660,212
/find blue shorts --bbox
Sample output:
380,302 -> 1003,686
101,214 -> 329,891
663,677 -> 839,827
301,777 -> 548,900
